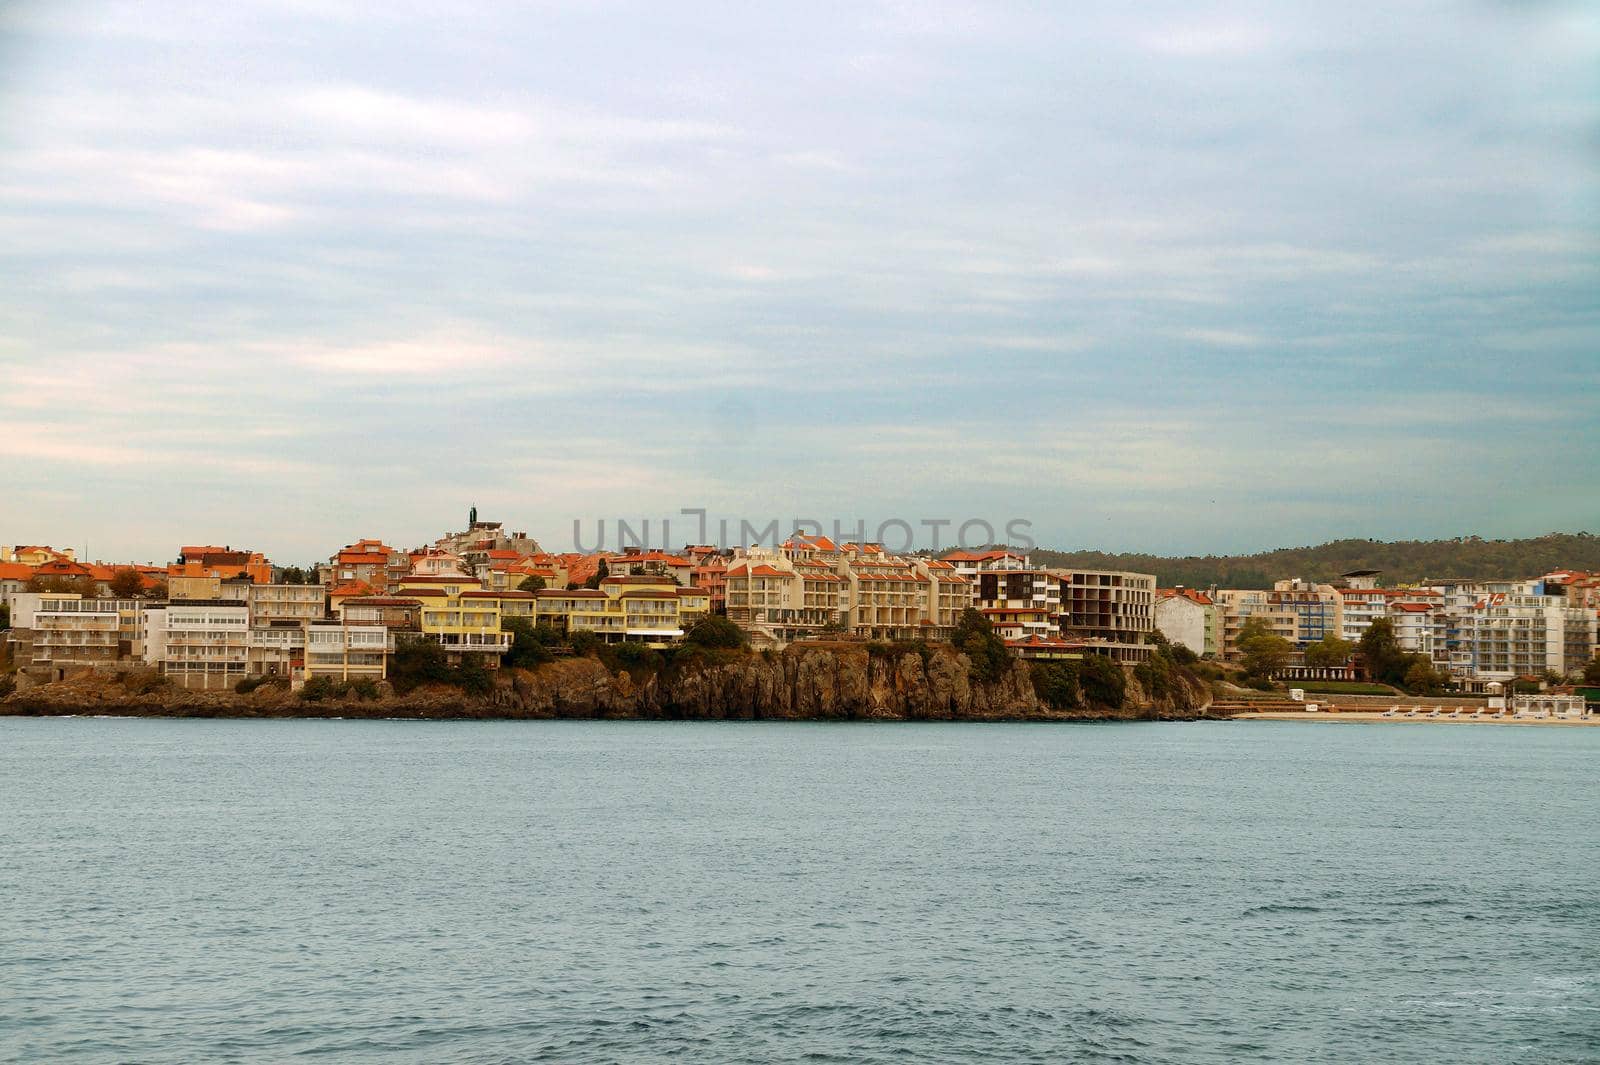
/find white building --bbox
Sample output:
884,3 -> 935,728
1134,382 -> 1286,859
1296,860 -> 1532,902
145,600 -> 250,690
1155,589 -> 1218,658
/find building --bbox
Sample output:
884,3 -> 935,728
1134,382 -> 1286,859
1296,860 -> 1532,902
4,594 -> 126,680
1155,588 -> 1219,658
2,545 -> 75,566
247,583 -> 326,625
144,600 -> 250,690
1047,569 -> 1157,663
392,575 -> 515,665
971,569 -> 1058,641
337,596 -> 423,631
1217,579 -> 1343,659
241,583 -> 328,678
607,549 -> 695,585
324,539 -> 411,593
169,546 -> 272,584
940,548 -> 1032,580
0,562 -> 35,611
303,623 -> 393,682
433,508 -> 542,562
1436,582 -> 1596,683
534,575 -> 707,647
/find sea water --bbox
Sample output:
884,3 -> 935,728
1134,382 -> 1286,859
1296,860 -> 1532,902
1,718 -> 1596,1063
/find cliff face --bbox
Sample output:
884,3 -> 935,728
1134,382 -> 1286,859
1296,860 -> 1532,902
1,646 -> 1217,721
504,646 -> 1048,721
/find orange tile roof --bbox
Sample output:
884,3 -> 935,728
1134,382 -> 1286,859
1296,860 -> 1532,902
0,562 -> 35,581
34,560 -> 92,577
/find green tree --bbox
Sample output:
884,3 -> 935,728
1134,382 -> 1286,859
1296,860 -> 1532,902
107,567 -> 147,599
502,616 -> 554,669
582,558 -> 610,590
454,654 -> 494,695
953,608 -> 1012,683
1030,661 -> 1081,710
1403,657 -> 1446,695
1237,617 -> 1291,680
1357,618 -> 1407,686
1078,653 -> 1128,707
684,615 -> 748,649
1304,635 -> 1355,670
390,635 -> 453,690
1584,655 -> 1600,686
517,574 -> 547,593
569,630 -> 601,657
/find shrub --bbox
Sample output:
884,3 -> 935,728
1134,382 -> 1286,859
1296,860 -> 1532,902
300,675 -> 382,702
502,616 -> 554,670
1030,661 -> 1081,710
299,676 -> 338,702
1078,653 -> 1127,707
1134,654 -> 1176,701
684,615 -> 748,650
953,609 -> 1012,684
569,630 -> 601,658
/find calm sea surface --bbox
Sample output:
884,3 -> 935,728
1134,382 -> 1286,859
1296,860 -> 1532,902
1,718 -> 1596,1064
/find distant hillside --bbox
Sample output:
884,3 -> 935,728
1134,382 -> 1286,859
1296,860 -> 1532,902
1031,532 -> 1600,590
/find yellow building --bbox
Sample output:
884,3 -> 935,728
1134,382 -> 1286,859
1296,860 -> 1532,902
392,575 -> 516,664
534,575 -> 697,647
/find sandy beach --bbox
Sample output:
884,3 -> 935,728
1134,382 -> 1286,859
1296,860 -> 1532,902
1232,710 -> 1599,727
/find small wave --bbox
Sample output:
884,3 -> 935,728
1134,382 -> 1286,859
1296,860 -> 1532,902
1244,903 -> 1323,916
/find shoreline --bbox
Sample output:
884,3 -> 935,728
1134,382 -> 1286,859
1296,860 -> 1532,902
1231,710 -> 1598,727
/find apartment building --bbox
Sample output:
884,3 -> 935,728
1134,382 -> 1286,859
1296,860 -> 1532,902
971,570 -> 1058,641
690,556 -> 729,615
392,575 -> 514,664
607,549 -> 695,586
170,546 -> 272,584
248,583 -> 327,625
324,539 -> 411,593
1049,569 -> 1157,663
1217,579 -> 1343,658
145,600 -> 250,690
4,594 -> 128,680
303,623 -> 393,681
338,596 -> 423,631
534,575 -> 706,647
0,561 -> 33,610
940,549 -> 1031,580
1155,588 -> 1219,658
1436,584 -> 1597,682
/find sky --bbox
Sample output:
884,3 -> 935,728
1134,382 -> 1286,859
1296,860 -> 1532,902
1,0 -> 1596,565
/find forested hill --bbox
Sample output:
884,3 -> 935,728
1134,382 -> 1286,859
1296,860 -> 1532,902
1030,533 -> 1600,589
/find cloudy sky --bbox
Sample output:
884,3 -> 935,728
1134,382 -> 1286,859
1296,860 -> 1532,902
1,1 -> 1596,565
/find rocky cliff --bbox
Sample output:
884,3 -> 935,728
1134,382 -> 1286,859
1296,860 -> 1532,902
1,646 -> 1219,721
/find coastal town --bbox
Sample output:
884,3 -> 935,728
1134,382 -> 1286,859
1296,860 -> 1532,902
2,510 -> 1598,721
